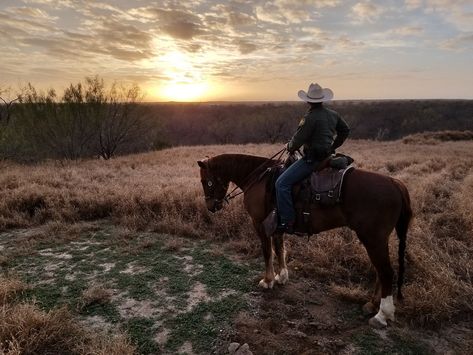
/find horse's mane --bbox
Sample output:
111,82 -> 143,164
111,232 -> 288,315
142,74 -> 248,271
209,154 -> 277,186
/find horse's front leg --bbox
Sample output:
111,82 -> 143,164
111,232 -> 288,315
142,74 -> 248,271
273,233 -> 289,285
254,222 -> 275,289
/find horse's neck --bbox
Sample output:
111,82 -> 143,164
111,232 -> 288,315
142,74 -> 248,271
212,154 -> 270,189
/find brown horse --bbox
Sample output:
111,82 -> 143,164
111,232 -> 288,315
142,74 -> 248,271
197,153 -> 412,328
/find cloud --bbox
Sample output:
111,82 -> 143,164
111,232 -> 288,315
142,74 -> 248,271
351,1 -> 385,23
408,0 -> 473,31
440,33 -> 473,50
391,26 -> 424,36
6,6 -> 57,20
404,0 -> 423,10
235,39 -> 258,54
255,0 -> 326,25
162,21 -> 203,40
129,7 -> 205,39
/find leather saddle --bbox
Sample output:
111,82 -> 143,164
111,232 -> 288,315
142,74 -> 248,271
263,154 -> 354,237
308,154 -> 354,206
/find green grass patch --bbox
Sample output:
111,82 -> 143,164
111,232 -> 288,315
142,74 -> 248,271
125,317 -> 160,355
165,294 -> 246,353
3,227 -> 256,354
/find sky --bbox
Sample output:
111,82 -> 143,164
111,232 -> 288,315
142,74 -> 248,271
0,0 -> 472,102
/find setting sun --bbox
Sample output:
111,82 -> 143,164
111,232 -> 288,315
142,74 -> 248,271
153,51 -> 210,101
160,81 -> 209,102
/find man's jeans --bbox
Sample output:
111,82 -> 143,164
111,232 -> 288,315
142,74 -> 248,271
276,158 -> 318,224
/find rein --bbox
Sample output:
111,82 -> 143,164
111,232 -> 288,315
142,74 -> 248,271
224,148 -> 287,203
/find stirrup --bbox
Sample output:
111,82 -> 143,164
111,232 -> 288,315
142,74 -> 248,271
276,222 -> 294,235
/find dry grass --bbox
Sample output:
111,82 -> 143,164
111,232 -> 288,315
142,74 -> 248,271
403,130 -> 473,144
1,140 -> 473,328
0,276 -> 134,355
0,277 -> 28,305
79,285 -> 112,311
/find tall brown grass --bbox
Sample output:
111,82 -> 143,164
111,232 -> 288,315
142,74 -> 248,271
403,130 -> 473,144
0,276 -> 135,355
1,140 -> 473,326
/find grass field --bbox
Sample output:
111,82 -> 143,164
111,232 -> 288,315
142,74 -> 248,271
1,139 -> 473,354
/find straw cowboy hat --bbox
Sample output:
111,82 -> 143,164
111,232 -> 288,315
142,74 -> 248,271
298,83 -> 334,103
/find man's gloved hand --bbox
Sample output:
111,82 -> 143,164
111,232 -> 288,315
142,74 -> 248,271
285,142 -> 292,153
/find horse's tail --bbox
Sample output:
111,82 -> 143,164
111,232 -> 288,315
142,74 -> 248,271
393,179 -> 412,301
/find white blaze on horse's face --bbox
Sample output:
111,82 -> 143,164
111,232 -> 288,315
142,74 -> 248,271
197,159 -> 229,213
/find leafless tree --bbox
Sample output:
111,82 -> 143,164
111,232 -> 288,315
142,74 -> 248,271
0,86 -> 19,124
97,82 -> 145,159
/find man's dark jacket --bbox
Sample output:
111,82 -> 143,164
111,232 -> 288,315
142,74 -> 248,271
287,105 -> 350,161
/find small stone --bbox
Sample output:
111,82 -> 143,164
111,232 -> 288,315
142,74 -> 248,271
309,299 -> 324,305
253,329 -> 260,334
228,342 -> 240,354
286,320 -> 297,327
235,343 -> 253,355
284,329 -> 308,339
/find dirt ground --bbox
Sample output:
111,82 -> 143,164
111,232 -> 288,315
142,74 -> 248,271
1,222 -> 472,355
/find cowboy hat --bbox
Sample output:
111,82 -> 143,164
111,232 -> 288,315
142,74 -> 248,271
298,83 -> 334,103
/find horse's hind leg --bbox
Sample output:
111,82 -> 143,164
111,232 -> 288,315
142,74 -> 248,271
254,222 -> 275,289
363,240 -> 395,328
362,276 -> 381,314
273,233 -> 289,285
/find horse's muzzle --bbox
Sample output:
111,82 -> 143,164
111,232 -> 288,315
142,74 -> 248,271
206,199 -> 223,213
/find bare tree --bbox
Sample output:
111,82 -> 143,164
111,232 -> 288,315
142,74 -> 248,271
0,86 -> 19,124
97,82 -> 145,159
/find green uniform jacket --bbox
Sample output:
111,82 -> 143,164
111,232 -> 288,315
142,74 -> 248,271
287,105 -> 350,160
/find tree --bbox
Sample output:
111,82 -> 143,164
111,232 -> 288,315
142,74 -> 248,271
13,77 -> 149,160
97,81 -> 145,159
0,86 -> 19,124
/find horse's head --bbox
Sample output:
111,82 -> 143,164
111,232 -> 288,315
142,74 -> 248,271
197,159 -> 230,213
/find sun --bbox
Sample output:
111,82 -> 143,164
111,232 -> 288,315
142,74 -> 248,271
156,51 -> 210,102
161,81 -> 208,102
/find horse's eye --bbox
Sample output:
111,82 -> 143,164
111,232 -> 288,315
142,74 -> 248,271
208,181 -> 213,187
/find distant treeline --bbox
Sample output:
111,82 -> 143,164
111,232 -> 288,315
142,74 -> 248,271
156,100 -> 473,145
1,77 -> 472,161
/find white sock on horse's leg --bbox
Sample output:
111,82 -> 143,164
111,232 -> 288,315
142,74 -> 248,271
275,267 -> 289,284
374,295 -> 395,326
258,278 -> 274,289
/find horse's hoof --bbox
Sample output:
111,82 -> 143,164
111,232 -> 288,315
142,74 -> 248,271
275,268 -> 289,285
369,315 -> 387,329
362,302 -> 376,315
258,279 -> 274,289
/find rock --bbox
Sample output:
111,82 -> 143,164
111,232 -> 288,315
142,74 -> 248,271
235,343 -> 253,355
284,329 -> 308,339
286,320 -> 297,327
228,342 -> 240,354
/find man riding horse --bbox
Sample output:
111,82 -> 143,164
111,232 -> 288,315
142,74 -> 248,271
276,83 -> 350,234
197,83 -> 411,329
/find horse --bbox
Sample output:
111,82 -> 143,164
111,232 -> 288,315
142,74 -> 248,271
197,153 -> 412,328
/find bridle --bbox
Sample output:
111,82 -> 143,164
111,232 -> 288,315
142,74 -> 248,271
200,148 -> 287,208
221,147 -> 287,203
202,173 -> 230,207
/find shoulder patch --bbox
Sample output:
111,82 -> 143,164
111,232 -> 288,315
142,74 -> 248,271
298,117 -> 305,127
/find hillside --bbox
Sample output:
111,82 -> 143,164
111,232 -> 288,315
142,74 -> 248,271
1,140 -> 473,354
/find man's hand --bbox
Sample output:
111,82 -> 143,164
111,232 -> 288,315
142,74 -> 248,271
285,142 -> 292,152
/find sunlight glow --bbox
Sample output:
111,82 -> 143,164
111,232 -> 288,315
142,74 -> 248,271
155,50 -> 210,101
161,81 -> 209,101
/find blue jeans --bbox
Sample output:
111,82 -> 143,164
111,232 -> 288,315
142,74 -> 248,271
276,158 -> 318,224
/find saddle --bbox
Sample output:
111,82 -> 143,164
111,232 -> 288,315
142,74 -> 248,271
308,154 -> 354,206
263,154 -> 354,237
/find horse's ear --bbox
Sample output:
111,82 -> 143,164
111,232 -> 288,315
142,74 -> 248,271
197,160 -> 207,169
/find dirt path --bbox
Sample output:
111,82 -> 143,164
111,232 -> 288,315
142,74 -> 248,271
1,223 -> 471,354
